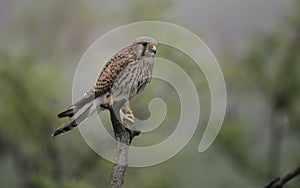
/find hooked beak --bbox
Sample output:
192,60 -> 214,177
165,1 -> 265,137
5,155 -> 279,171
151,45 -> 157,54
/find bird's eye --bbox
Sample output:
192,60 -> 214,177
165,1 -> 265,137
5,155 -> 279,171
142,42 -> 147,46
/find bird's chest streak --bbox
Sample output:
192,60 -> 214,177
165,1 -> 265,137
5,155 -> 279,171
111,57 -> 154,101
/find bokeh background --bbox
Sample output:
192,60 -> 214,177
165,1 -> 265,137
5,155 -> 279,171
0,0 -> 300,187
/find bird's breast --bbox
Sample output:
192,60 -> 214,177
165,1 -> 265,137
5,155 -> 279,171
111,57 -> 154,101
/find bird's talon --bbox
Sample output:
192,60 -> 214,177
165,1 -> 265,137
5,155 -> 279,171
120,109 -> 135,123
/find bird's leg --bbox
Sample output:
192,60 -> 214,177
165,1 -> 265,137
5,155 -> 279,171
110,99 -> 140,137
122,102 -> 133,114
120,102 -> 134,123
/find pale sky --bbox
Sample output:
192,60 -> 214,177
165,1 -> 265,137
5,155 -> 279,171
0,0 -> 293,56
176,0 -> 291,54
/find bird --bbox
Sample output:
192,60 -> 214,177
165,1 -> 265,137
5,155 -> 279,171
52,36 -> 157,137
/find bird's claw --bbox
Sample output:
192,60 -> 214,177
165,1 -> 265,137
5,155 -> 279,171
120,109 -> 135,123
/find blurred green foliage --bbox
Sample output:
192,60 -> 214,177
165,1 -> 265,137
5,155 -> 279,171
0,0 -> 300,188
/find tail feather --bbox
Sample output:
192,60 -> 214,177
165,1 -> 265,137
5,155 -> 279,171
57,95 -> 95,118
52,102 -> 93,137
57,107 -> 76,118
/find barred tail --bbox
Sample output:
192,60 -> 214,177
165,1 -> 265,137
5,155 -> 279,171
52,102 -> 93,137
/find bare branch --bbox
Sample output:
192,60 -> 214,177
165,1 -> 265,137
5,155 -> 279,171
264,166 -> 300,188
101,102 -> 140,188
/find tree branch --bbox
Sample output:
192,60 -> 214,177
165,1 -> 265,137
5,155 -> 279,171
101,101 -> 140,188
264,166 -> 300,188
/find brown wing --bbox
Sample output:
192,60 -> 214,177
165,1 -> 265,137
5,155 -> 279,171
94,45 -> 137,97
57,45 -> 138,119
57,45 -> 139,119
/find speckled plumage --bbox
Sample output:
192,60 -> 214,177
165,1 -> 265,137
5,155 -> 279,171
94,46 -> 138,96
52,36 -> 157,137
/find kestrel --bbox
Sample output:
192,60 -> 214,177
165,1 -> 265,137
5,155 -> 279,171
52,36 -> 157,137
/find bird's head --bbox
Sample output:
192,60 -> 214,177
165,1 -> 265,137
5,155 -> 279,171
132,36 -> 157,57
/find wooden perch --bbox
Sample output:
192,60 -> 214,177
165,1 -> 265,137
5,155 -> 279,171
100,101 -> 140,188
264,166 -> 300,188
